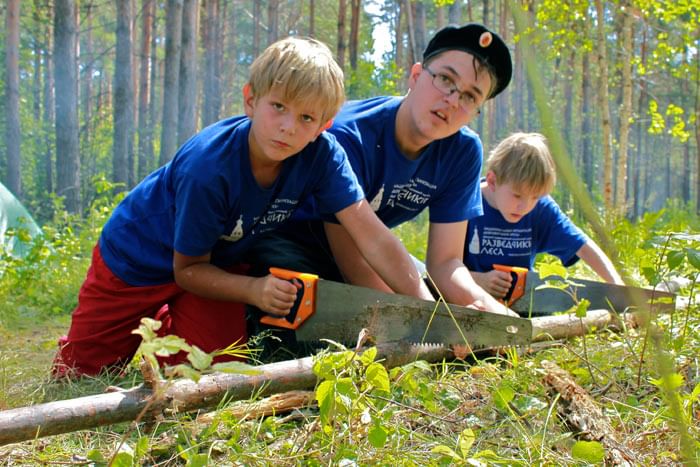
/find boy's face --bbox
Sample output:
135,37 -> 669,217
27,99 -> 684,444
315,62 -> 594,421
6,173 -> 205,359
404,50 -> 491,143
485,171 -> 545,223
245,85 -> 328,163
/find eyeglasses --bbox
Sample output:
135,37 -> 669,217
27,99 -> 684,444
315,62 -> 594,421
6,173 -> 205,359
423,67 -> 481,114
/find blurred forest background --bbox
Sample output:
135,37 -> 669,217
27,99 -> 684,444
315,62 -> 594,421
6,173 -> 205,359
0,0 -> 698,225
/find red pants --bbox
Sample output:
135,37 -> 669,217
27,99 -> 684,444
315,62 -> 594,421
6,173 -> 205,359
53,245 -> 248,377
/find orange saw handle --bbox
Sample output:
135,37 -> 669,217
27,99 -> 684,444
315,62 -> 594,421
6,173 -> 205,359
493,264 -> 528,304
259,268 -> 318,330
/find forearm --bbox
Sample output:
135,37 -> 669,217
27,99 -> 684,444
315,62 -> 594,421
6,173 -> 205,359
360,234 -> 433,300
577,242 -> 624,285
174,261 -> 257,303
428,258 -> 510,314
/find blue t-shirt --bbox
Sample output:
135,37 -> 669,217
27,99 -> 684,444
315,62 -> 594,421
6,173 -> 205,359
99,116 -> 363,286
464,193 -> 588,271
292,96 -> 483,228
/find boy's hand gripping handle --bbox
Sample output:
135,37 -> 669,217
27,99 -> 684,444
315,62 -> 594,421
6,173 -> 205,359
259,268 -> 318,330
493,264 -> 528,304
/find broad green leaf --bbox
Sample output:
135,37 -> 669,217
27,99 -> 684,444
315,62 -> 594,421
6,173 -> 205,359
366,362 -> 390,393
650,372 -> 684,390
151,335 -> 191,357
431,444 -> 461,460
571,440 -> 605,463
686,248 -> 700,270
574,298 -> 590,318
186,453 -> 209,467
666,249 -> 685,270
86,449 -> 106,463
360,346 -> 377,365
493,383 -> 515,410
538,262 -> 567,280
187,345 -> 213,371
458,428 -> 475,457
111,452 -> 134,467
368,423 -> 388,448
167,364 -> 201,382
316,380 -> 335,424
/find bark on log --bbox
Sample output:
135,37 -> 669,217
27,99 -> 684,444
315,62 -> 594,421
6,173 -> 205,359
195,390 -> 316,425
531,308 -> 641,342
0,342 -> 451,446
542,360 -> 639,466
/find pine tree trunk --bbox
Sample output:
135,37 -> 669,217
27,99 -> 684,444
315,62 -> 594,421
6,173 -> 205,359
54,0 -> 81,213
349,0 -> 361,70
337,0 -> 347,71
4,0 -> 22,197
616,0 -> 633,213
114,0 -> 134,190
594,0 -> 614,209
137,0 -> 154,182
268,0 -> 279,45
308,0 -> 315,37
177,0 -> 198,146
159,0 -> 183,166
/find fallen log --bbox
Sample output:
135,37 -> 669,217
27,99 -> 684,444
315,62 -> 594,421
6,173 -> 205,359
542,360 -> 639,466
532,307 -> 647,342
0,307 -> 664,446
0,341 -> 451,446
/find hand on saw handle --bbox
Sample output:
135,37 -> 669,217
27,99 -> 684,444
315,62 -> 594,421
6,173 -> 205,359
471,269 -> 513,299
252,272 -> 302,316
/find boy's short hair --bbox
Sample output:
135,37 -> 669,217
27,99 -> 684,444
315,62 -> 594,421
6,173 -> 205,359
486,132 -> 556,195
248,37 -> 345,124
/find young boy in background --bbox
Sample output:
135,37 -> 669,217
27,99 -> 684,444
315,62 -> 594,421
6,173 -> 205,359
53,37 -> 431,377
465,132 -> 624,299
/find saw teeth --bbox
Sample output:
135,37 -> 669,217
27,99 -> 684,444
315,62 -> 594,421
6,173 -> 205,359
410,342 -> 447,349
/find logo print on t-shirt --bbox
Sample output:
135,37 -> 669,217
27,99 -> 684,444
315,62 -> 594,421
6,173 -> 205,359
370,185 -> 384,211
221,215 -> 245,242
469,228 -> 480,255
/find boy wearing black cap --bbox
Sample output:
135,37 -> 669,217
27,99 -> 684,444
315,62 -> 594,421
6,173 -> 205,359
248,24 -> 515,317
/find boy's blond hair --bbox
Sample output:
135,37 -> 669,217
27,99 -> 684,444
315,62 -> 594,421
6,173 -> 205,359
486,132 -> 556,195
248,37 -> 345,124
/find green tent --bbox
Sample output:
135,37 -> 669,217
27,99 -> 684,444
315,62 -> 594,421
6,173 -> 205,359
0,182 -> 42,257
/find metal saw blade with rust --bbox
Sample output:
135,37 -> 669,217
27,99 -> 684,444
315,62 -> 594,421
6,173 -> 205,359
294,280 -> 532,349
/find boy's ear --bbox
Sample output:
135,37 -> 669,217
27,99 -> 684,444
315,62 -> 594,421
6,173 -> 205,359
242,83 -> 255,116
485,171 -> 498,191
407,62 -> 423,89
321,119 -> 333,131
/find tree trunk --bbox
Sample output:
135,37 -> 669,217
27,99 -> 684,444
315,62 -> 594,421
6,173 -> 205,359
405,0 -> 416,68
178,0 -> 198,146
4,0 -> 22,197
395,0 -> 403,72
159,0 -> 183,166
42,0 -> 55,199
349,0 -> 361,70
413,1 -> 426,63
448,0 -> 461,24
202,0 -> 221,127
114,0 -> 134,190
594,0 -> 614,210
695,42 -> 700,215
309,0 -> 315,37
253,0 -> 261,57
268,0 -> 279,45
137,0 -> 154,182
54,0 -> 81,213
337,0 -> 347,71
616,0 -> 633,213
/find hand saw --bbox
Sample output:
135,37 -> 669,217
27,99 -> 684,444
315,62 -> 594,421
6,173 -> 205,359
493,264 -> 676,317
259,267 -> 532,349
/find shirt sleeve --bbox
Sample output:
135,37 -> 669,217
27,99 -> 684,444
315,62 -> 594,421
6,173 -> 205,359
535,196 -> 589,266
428,130 -> 484,223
